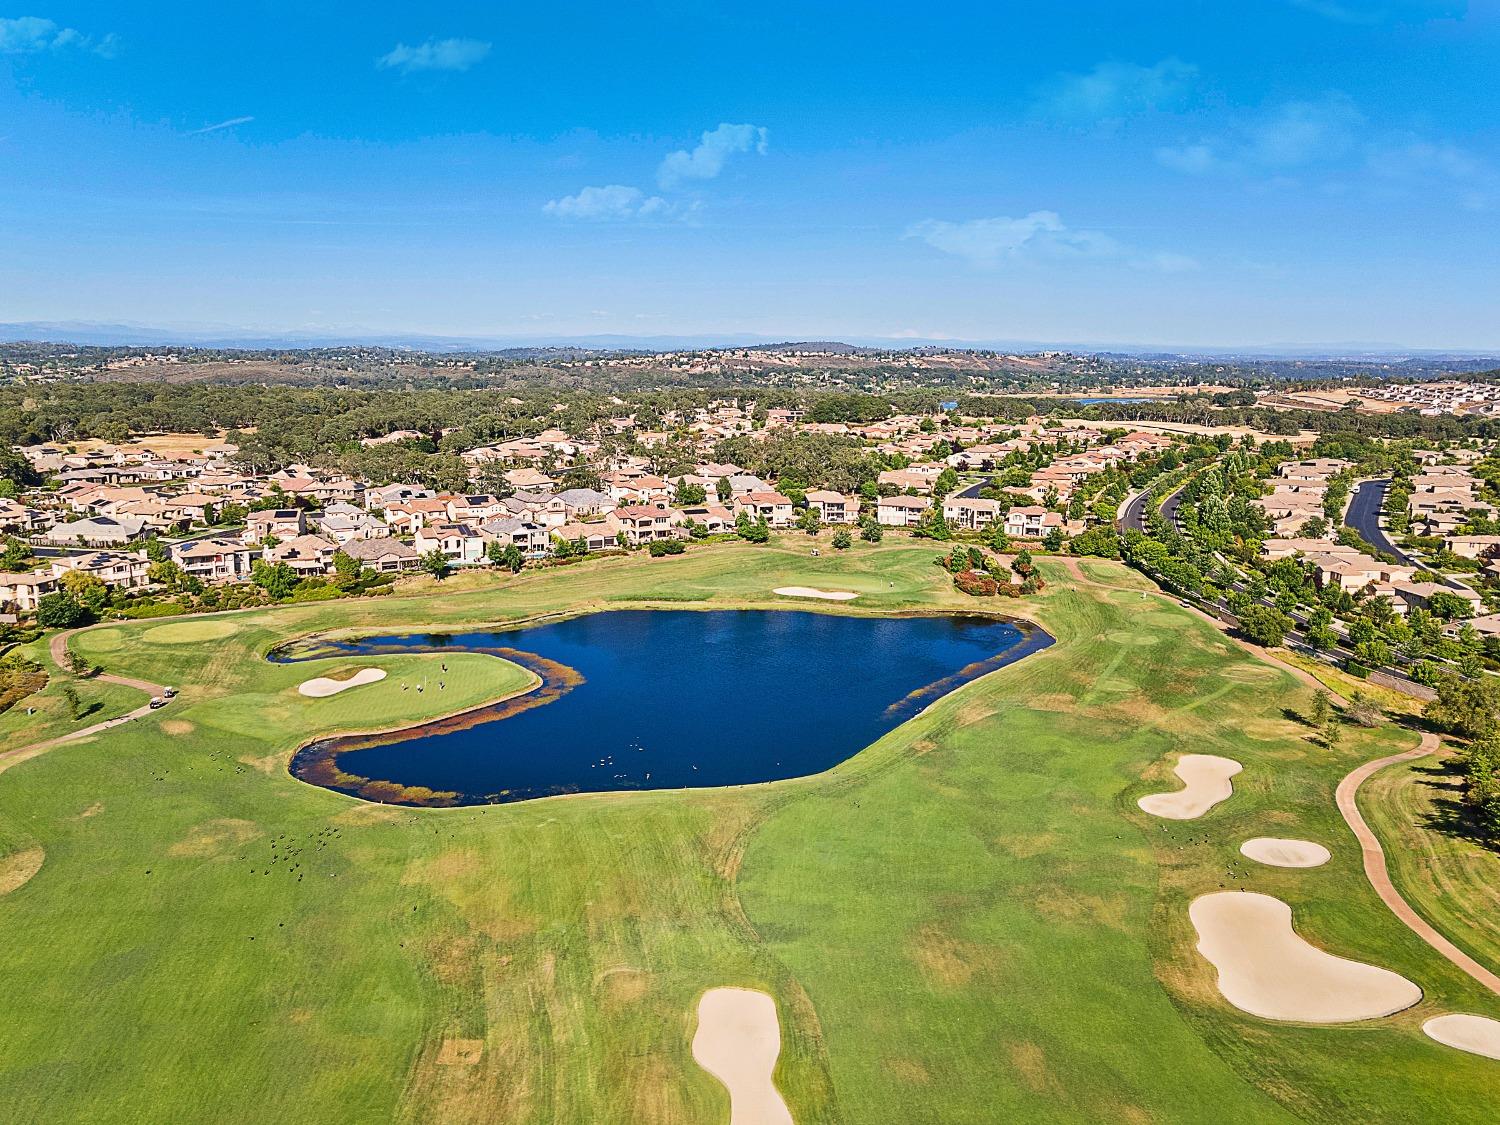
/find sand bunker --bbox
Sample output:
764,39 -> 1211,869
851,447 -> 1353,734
1190,892 -> 1421,1022
1240,837 -> 1331,868
1422,1014 -> 1500,1061
298,668 -> 387,697
773,587 -> 858,601
691,987 -> 794,1125
1138,754 -> 1242,819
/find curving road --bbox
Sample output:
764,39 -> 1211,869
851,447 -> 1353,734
1335,733 -> 1500,997
1345,479 -> 1419,567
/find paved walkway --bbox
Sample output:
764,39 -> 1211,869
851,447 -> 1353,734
1335,734 -> 1500,997
0,630 -> 165,778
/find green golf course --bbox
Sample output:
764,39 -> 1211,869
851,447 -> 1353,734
1,541 -> 1497,1123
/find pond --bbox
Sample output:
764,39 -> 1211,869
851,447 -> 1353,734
279,609 -> 1051,807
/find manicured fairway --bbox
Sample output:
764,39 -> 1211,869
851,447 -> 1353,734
0,541 -> 1497,1123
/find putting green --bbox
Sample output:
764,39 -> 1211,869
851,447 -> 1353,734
143,619 -> 239,644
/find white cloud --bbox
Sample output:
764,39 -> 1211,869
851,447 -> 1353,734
376,37 -> 491,74
543,184 -> 671,221
1035,58 -> 1197,122
904,212 -> 1120,267
1246,94 -> 1364,167
186,116 -> 254,136
1156,93 -> 1364,175
906,211 -> 1193,273
0,16 -> 116,56
657,122 -> 768,188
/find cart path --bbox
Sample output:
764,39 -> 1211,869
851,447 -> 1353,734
0,630 -> 166,777
1336,733 -> 1500,997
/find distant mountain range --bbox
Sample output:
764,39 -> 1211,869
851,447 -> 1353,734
2,321 -> 1498,361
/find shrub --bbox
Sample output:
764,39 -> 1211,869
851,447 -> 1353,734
648,539 -> 686,557
953,569 -> 999,596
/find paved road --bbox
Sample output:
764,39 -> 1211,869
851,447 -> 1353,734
1346,479 -> 1419,566
1336,733 -> 1500,998
1118,484 -> 1185,535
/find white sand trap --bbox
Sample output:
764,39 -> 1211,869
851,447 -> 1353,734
297,667 -> 387,698
1423,1014 -> 1500,1061
773,586 -> 858,601
1191,892 -> 1421,1022
692,987 -> 794,1125
1138,754 -> 1242,819
1240,837 -> 1332,868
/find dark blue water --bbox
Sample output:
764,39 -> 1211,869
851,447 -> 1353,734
1076,396 -> 1154,404
282,610 -> 1049,806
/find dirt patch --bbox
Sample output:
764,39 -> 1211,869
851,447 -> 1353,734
598,966 -> 651,1008
160,719 -> 196,736
169,818 -> 260,858
907,924 -> 1000,988
75,801 -> 104,819
240,751 -> 287,775
884,1057 -> 932,1085
0,846 -> 44,895
1220,665 -> 1279,684
435,1038 -> 484,1066
1104,632 -> 1158,647
1026,693 -> 1078,713
1028,887 -> 1130,931
1008,1041 -> 1063,1097
332,802 -> 406,826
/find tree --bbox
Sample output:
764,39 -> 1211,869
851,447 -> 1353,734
1,536 -> 31,570
796,507 -> 821,535
1237,605 -> 1293,648
1311,688 -> 1332,727
58,570 -> 109,614
860,517 -> 883,543
1068,526 -> 1118,558
1042,528 -> 1065,552
1347,691 -> 1381,728
36,591 -> 92,629
914,509 -> 951,541
331,550 -> 362,589
832,528 -> 852,549
716,477 -> 733,504
420,550 -> 450,580
502,543 -> 525,573
932,468 -> 959,498
1012,548 -> 1035,578
674,478 -> 707,505
648,538 -> 685,557
1424,673 -> 1500,739
1427,591 -> 1473,622
1323,717 -> 1342,747
250,560 -> 297,600
144,536 -> 168,564
983,522 -> 1010,552
59,684 -> 83,721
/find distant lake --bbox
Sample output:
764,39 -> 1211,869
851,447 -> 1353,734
1076,396 -> 1154,404
279,610 -> 1050,806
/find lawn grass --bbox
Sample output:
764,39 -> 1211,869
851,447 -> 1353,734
0,539 -> 1497,1123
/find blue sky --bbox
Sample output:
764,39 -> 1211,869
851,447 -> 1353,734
1,1 -> 1497,347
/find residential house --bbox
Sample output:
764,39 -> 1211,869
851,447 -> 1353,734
606,504 -> 681,546
171,538 -> 257,583
0,571 -> 59,616
805,490 -> 861,524
339,537 -> 421,573
480,518 -> 551,558
42,515 -> 147,546
943,496 -> 1003,531
262,534 -> 339,576
51,551 -> 151,590
552,522 -> 618,554
876,495 -> 931,527
733,491 -> 795,528
1003,506 -> 1064,539
244,509 -> 307,545
413,523 -> 489,565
